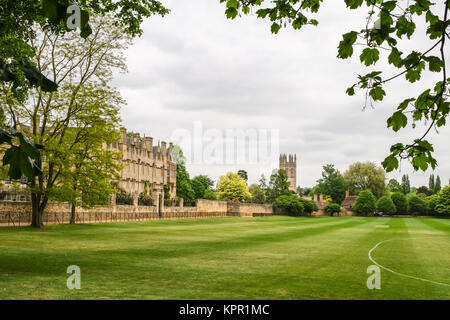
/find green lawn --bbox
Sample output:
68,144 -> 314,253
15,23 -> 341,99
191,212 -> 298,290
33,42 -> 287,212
0,216 -> 449,300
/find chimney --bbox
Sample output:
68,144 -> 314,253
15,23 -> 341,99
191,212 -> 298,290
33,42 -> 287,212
144,137 -> 153,152
120,127 -> 127,142
161,141 -> 167,160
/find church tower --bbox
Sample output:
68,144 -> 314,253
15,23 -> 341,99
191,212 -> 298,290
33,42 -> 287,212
279,154 -> 297,193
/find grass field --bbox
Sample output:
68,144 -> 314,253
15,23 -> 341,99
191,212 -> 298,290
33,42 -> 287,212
0,216 -> 449,300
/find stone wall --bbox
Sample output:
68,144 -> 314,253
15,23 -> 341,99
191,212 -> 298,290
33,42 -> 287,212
196,199 -> 228,214
234,203 -> 274,217
0,200 -> 275,226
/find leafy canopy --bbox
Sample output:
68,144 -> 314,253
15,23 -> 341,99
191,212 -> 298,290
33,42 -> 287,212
216,172 -> 251,202
353,190 -> 377,215
265,169 -> 291,203
343,162 -> 387,199
376,196 -> 396,215
316,164 -> 347,204
0,0 -> 169,181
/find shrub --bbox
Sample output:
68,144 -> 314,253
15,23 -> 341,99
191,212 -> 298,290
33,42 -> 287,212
426,194 -> 439,216
299,198 -> 318,214
203,188 -> 217,200
353,190 -> 377,215
391,192 -> 409,214
376,196 -> 396,215
274,195 -> 304,216
435,186 -> 450,216
408,196 -> 427,216
138,192 -> 152,206
116,189 -> 134,205
324,203 -> 341,216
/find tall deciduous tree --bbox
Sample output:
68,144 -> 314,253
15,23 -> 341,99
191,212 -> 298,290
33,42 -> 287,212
191,175 -> 215,200
49,88 -> 123,224
343,162 -> 387,199
1,17 -> 129,227
388,179 -> 403,193
317,164 -> 346,204
216,172 -> 251,202
0,0 -> 169,181
429,174 -> 436,192
434,175 -> 442,194
249,184 -> 265,204
237,170 -> 248,181
219,0 -> 449,173
175,149 -> 195,206
265,169 -> 291,204
401,174 -> 411,195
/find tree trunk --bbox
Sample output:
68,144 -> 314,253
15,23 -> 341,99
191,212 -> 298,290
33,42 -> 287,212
31,192 -> 48,228
70,204 -> 76,224
31,193 -> 41,228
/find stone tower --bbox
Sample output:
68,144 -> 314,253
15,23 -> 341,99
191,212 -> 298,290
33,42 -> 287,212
279,154 -> 297,193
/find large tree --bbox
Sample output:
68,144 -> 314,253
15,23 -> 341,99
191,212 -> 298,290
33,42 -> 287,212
1,17 -> 128,227
0,0 -> 169,183
343,162 -> 388,199
265,169 -> 291,203
237,169 -> 248,181
388,178 -> 403,193
191,175 -> 215,200
249,184 -> 266,204
401,174 -> 411,194
175,148 -> 195,206
49,97 -> 123,224
217,172 -> 251,202
317,164 -> 347,204
434,175 -> 442,194
219,0 -> 449,173
429,174 -> 436,192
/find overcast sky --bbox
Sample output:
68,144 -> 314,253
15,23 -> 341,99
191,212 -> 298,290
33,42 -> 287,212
112,0 -> 449,188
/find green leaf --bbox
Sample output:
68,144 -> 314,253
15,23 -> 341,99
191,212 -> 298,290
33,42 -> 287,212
42,0 -> 60,22
271,22 -> 281,34
360,48 -> 379,66
397,98 -> 415,111
369,86 -> 386,101
2,146 -> 34,180
412,155 -> 429,171
425,56 -> 444,72
396,16 -> 416,38
405,69 -> 420,83
21,60 -> 58,92
382,155 -> 399,172
346,86 -> 355,96
225,7 -> 238,19
0,128 -> 14,145
387,111 -> 408,132
17,133 -> 43,160
226,0 -> 239,9
337,31 -> 358,59
388,48 -> 403,68
344,0 -> 363,9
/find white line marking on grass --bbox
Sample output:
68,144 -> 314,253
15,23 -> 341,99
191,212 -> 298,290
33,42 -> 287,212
375,225 -> 390,229
368,237 -> 450,287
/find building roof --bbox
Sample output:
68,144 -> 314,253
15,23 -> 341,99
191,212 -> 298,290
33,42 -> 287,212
341,196 -> 357,209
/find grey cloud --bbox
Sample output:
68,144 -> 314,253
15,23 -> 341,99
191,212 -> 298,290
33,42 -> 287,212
113,0 -> 449,188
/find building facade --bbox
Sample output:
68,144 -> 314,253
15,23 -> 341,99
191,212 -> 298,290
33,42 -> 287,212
279,154 -> 297,193
109,128 -> 177,205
